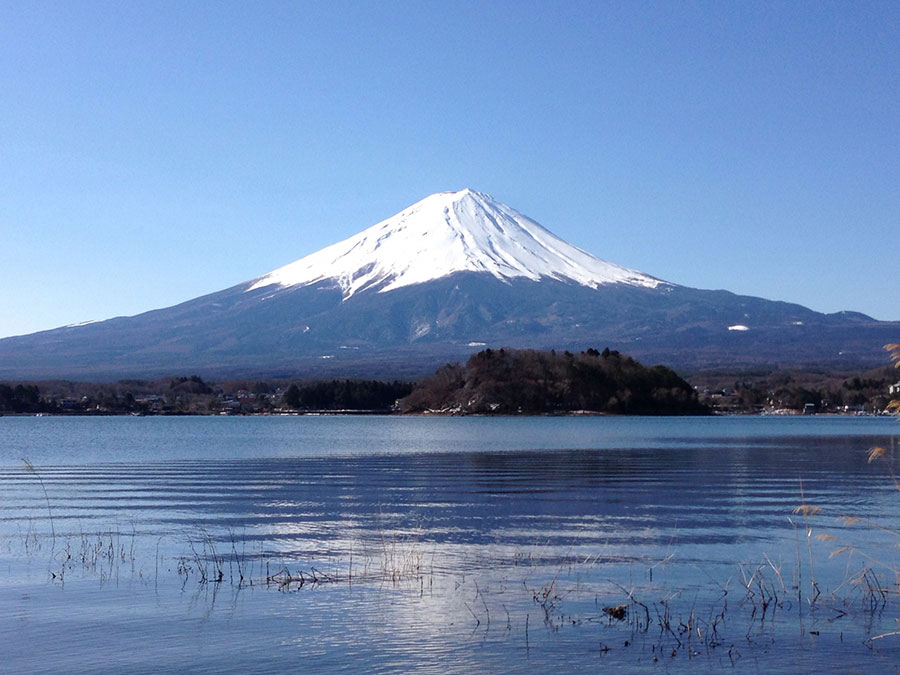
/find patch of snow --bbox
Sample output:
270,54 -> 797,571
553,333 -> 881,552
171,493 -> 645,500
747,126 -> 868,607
467,341 -> 486,347
65,320 -> 98,328
248,189 -> 666,299
728,324 -> 750,331
319,355 -> 333,359
412,322 -> 431,338
792,321 -> 804,326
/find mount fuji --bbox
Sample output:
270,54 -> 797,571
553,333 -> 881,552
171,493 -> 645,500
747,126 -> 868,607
1,189 -> 896,380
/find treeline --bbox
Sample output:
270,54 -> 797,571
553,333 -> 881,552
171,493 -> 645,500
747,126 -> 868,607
0,376 -> 221,415
5,352 -> 895,416
0,384 -> 44,413
400,347 -> 708,415
737,375 -> 893,411
0,376 -> 413,415
283,380 -> 412,411
695,366 -> 898,413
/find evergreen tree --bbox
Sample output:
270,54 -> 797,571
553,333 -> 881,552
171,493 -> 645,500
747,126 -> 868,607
283,384 -> 301,408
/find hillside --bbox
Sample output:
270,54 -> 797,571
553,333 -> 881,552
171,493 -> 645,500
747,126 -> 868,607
400,347 -> 708,415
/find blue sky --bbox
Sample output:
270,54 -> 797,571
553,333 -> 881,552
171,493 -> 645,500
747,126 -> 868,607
1,0 -> 897,339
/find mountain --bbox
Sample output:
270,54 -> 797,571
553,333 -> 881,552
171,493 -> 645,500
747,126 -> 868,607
1,189 -> 897,381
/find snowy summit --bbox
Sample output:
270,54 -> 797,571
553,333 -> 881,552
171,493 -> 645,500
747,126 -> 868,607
248,189 -> 664,298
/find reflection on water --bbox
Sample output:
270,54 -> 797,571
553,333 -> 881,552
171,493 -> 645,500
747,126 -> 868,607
1,416 -> 899,672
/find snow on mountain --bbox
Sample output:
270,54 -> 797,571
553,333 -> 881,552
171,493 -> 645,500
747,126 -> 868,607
248,189 -> 664,299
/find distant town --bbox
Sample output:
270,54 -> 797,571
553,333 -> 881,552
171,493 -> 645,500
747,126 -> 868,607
691,366 -> 899,415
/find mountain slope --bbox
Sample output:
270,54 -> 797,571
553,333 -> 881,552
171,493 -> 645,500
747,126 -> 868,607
0,189 -> 896,380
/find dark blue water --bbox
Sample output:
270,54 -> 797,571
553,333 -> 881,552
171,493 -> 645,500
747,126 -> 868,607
1,416 -> 899,672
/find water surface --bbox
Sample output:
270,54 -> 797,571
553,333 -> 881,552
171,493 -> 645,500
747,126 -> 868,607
2,416 -> 899,672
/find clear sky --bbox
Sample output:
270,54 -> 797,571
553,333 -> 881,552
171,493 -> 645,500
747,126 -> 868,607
1,0 -> 897,339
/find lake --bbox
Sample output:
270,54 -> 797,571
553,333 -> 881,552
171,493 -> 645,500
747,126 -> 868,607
1,415 -> 899,672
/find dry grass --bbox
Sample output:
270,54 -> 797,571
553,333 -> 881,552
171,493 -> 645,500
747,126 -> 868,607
21,458 -> 55,543
261,533 -> 434,592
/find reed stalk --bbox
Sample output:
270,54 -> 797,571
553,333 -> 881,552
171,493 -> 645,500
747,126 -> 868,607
21,458 -> 55,544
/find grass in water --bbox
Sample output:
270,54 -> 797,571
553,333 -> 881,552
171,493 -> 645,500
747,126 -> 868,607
21,458 -> 55,544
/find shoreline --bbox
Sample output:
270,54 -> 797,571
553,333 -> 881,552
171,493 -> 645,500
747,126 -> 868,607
3,409 -> 891,418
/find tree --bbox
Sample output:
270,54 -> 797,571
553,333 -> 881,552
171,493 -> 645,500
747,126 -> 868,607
887,343 -> 900,414
400,348 -> 706,415
283,384 -> 301,409
0,384 -> 44,413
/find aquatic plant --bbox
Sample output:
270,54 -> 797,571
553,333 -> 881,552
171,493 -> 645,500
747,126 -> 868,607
21,458 -> 54,543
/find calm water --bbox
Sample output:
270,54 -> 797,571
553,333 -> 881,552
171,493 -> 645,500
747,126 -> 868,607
1,415 -> 899,672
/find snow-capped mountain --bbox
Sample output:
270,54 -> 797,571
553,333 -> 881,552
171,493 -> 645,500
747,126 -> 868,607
0,189 -> 897,380
249,189 -> 662,298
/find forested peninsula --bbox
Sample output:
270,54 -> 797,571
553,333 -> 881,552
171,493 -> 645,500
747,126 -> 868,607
400,348 -> 708,415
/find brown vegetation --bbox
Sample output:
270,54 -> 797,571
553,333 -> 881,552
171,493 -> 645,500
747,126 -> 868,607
401,347 -> 707,415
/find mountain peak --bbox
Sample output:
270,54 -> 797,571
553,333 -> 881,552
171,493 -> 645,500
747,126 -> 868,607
248,190 -> 664,298
435,187 -> 483,198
